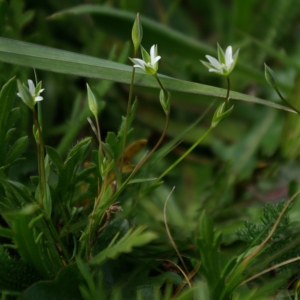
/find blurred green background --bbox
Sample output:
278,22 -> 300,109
2,0 -> 300,246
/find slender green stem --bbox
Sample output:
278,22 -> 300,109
225,76 -> 230,109
156,126 -> 214,182
95,115 -> 103,190
33,107 -> 70,262
46,220 -> 70,262
113,112 -> 170,217
33,105 -> 71,262
155,74 -> 168,97
119,50 -> 137,183
95,116 -> 102,155
128,114 -> 170,216
275,88 -> 300,114
32,109 -> 46,206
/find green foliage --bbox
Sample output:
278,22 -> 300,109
237,201 -> 300,265
196,211 -> 225,299
1,1 -> 300,299
0,246 -> 41,293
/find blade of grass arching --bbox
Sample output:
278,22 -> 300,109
0,37 -> 294,112
48,4 -> 265,84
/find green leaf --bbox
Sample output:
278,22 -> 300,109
5,128 -> 16,145
6,107 -> 20,130
117,98 -> 137,139
10,215 -> 53,278
105,132 -> 120,160
197,211 -> 225,297
66,137 -> 91,162
45,146 -> 64,173
19,264 -> 84,300
0,226 -> 13,238
0,38 -> 293,112
5,136 -> 28,165
0,248 -> 41,293
74,166 -> 96,185
43,183 -> 52,219
90,226 -> 157,265
92,218 -> 130,255
199,210 -> 214,245
0,77 -> 17,166
56,138 -> 91,194
0,178 -> 34,212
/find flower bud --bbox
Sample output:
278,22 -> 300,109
211,102 -> 234,128
159,89 -> 171,115
132,13 -> 143,52
86,83 -> 98,118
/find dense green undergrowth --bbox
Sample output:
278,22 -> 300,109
1,1 -> 300,299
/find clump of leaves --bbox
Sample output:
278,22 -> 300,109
237,201 -> 300,264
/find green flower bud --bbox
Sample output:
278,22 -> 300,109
159,89 -> 171,115
86,83 -> 98,118
211,102 -> 234,128
132,13 -> 143,52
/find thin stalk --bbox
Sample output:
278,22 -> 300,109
225,76 -> 230,108
240,256 -> 300,286
32,108 -> 46,206
109,111 -> 169,217
87,161 -> 111,259
95,116 -> 102,155
128,113 -> 170,216
155,74 -> 168,97
33,106 -> 69,262
156,126 -> 214,182
46,220 -> 70,262
275,88 -> 300,114
164,187 -> 189,274
119,50 -> 137,182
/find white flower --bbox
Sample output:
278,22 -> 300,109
17,79 -> 44,102
129,44 -> 161,75
200,44 -> 239,76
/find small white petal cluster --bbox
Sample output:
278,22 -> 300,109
17,79 -> 44,102
201,44 -> 239,76
129,45 -> 161,75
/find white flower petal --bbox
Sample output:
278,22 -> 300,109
209,68 -> 222,74
205,55 -> 222,71
34,96 -> 43,102
152,56 -> 161,64
38,88 -> 45,94
28,80 -> 35,96
225,46 -> 233,67
133,64 -> 145,70
132,58 -> 147,66
17,92 -> 21,98
150,45 -> 156,60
